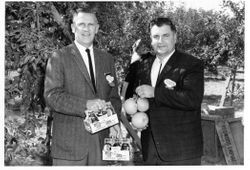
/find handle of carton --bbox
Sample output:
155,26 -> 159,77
119,111 -> 142,150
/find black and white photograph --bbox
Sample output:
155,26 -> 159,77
2,0 -> 246,167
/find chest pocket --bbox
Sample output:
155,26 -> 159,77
170,68 -> 187,89
98,68 -> 113,99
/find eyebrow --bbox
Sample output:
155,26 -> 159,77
75,21 -> 97,25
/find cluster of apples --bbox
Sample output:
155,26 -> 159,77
123,97 -> 149,130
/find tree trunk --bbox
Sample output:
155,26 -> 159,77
229,66 -> 237,106
50,3 -> 73,42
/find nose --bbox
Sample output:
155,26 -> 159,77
82,25 -> 89,31
79,24 -> 89,31
158,36 -> 164,43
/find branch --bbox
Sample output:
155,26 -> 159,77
50,3 -> 73,42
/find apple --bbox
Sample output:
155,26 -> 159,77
123,98 -> 137,115
137,98 -> 149,112
131,112 -> 149,129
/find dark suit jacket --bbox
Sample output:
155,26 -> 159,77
137,50 -> 204,161
44,43 -> 121,160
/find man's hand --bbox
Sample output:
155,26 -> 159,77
86,99 -> 106,111
131,39 -> 141,64
136,85 -> 155,98
109,124 -> 122,138
131,52 -> 141,64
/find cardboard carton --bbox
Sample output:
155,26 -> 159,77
102,138 -> 133,161
83,102 -> 119,134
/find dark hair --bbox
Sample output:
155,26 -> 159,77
70,3 -> 98,23
149,17 -> 176,32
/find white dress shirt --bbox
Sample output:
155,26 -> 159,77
151,50 -> 175,87
74,40 -> 96,80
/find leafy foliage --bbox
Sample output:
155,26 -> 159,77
5,1 -> 244,165
4,109 -> 50,165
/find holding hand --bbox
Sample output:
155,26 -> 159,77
131,39 -> 141,64
86,99 -> 106,111
109,124 -> 122,139
136,85 -> 155,98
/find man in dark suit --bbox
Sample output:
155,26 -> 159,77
44,6 -> 121,165
135,17 -> 204,165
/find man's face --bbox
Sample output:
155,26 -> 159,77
71,12 -> 99,48
150,24 -> 177,57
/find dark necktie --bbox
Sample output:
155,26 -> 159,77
158,63 -> 162,77
85,49 -> 96,93
156,62 -> 162,82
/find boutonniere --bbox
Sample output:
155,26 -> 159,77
104,72 -> 115,87
164,79 -> 176,90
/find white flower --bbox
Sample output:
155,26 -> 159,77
164,79 -> 176,89
105,74 -> 115,87
106,75 -> 114,83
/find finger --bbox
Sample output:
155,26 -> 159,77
100,100 -> 106,107
135,86 -> 141,94
140,93 -> 145,98
135,89 -> 139,95
95,100 -> 103,110
114,128 -> 120,139
117,132 -> 121,139
91,106 -> 98,112
101,100 -> 106,107
97,102 -> 102,110
137,88 -> 143,97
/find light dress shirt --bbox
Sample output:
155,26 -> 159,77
151,50 -> 175,87
74,40 -> 96,80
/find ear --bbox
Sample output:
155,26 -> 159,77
71,23 -> 75,33
174,32 -> 177,44
95,24 -> 99,34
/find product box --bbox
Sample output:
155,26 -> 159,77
102,138 -> 133,161
83,102 -> 119,134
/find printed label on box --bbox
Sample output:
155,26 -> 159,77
83,102 -> 119,134
102,138 -> 133,161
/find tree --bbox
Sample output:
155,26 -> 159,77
5,1 -> 244,165
221,0 -> 244,105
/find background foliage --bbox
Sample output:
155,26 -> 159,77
4,1 -> 244,165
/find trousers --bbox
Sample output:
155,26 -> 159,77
52,133 -> 106,166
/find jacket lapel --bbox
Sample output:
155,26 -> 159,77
70,43 -> 96,93
156,50 -> 178,86
148,56 -> 156,85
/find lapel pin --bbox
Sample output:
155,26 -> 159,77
164,79 -> 176,90
105,72 -> 115,87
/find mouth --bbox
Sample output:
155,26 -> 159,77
157,46 -> 166,49
82,33 -> 90,37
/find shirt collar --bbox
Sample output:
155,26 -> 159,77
74,40 -> 93,52
156,49 -> 175,64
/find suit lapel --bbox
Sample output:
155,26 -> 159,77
156,50 -> 178,86
148,56 -> 156,84
70,43 -> 96,93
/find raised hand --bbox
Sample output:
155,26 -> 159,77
86,99 -> 106,111
136,85 -> 155,98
